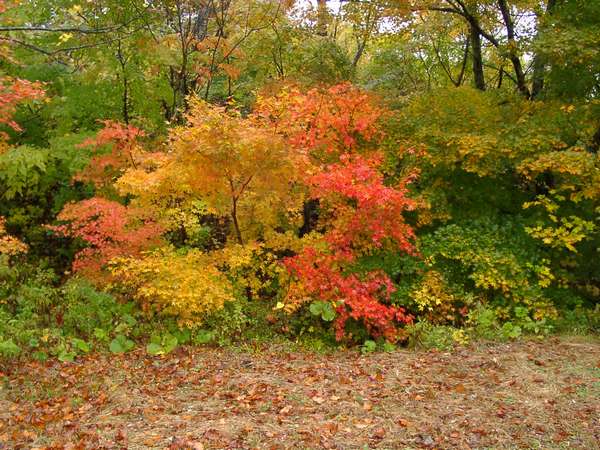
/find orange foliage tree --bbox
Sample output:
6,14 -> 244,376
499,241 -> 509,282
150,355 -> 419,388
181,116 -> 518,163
116,98 -> 304,245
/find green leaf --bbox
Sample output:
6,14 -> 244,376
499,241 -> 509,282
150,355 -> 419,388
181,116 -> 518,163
382,342 -> 396,352
121,314 -> 137,326
110,335 -> 134,354
72,338 -> 90,353
0,339 -> 21,357
309,302 -> 323,316
172,328 -> 191,344
321,303 -> 336,322
310,301 -> 335,321
162,334 -> 178,353
193,329 -> 214,345
361,340 -> 377,354
58,350 -> 75,362
94,328 -> 109,341
32,351 -> 48,362
146,342 -> 163,356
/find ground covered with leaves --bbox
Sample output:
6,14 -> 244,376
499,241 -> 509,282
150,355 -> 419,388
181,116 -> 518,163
1,337 -> 599,449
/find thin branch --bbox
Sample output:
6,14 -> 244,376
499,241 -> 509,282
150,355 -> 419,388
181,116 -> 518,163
0,25 -> 118,34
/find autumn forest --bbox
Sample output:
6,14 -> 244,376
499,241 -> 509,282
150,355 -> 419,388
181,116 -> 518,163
1,0 -> 599,448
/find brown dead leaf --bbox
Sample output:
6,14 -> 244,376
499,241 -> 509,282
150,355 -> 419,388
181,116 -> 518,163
143,435 -> 161,446
278,405 -> 292,415
397,418 -> 410,427
454,383 -> 466,393
372,428 -> 386,439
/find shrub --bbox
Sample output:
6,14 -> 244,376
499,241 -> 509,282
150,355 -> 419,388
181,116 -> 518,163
283,155 -> 417,342
421,219 -> 558,321
111,248 -> 235,327
60,277 -> 135,337
406,321 -> 469,351
0,216 -> 27,257
0,262 -> 140,360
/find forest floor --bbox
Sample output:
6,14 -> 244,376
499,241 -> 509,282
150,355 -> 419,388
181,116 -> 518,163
1,336 -> 599,450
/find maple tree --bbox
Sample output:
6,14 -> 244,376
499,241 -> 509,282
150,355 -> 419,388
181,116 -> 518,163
256,82 -> 385,160
74,120 -> 145,189
0,76 -> 45,147
49,197 -> 163,284
117,98 -> 303,245
284,155 -> 417,341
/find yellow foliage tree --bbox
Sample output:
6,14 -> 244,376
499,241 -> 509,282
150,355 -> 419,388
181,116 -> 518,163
116,98 -> 304,245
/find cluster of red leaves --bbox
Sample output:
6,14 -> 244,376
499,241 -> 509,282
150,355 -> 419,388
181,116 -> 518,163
285,155 -> 417,341
0,76 -> 45,140
256,83 -> 384,158
75,120 -> 145,187
308,154 -> 417,251
285,248 -> 412,341
49,197 -> 162,284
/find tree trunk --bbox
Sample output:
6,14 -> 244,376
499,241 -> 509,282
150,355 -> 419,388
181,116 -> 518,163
116,41 -> 131,124
498,0 -> 530,97
456,37 -> 470,86
231,197 -> 243,245
531,0 -> 558,99
316,0 -> 328,36
299,199 -> 319,237
469,23 -> 486,91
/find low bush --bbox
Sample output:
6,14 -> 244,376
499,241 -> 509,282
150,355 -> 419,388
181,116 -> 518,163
110,248 -> 236,328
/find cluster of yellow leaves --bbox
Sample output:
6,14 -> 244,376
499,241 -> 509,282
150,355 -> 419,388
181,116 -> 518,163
280,278 -> 312,314
211,232 -> 322,299
212,243 -> 285,298
451,329 -> 470,346
0,217 -> 27,256
519,150 -> 600,202
411,270 -> 461,323
495,297 -> 558,322
524,194 -> 596,252
110,248 -> 234,328
526,298 -> 559,321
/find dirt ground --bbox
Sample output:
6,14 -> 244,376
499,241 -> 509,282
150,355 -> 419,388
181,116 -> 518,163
1,336 -> 599,449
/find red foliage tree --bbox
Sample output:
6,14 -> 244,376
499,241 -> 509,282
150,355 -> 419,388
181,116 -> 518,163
256,82 -> 385,160
75,120 -> 145,188
0,76 -> 45,142
284,155 -> 417,341
307,154 -> 417,251
49,197 -> 162,284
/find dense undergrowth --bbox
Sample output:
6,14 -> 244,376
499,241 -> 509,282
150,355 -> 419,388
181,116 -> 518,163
1,0 -> 599,362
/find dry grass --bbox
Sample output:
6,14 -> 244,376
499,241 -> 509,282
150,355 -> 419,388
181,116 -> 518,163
1,336 -> 599,449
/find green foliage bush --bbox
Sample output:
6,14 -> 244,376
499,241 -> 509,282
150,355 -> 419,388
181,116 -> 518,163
0,134 -> 94,270
0,255 -> 141,359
